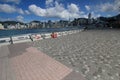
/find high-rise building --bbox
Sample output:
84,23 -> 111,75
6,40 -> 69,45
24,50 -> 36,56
88,13 -> 91,19
88,13 -> 92,24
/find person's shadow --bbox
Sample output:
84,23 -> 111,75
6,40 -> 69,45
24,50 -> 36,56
8,42 -> 32,58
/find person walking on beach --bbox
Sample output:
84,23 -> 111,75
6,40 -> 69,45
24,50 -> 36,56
9,36 -> 13,44
29,35 -> 33,41
83,26 -> 88,31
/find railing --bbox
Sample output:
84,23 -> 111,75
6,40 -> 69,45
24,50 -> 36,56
0,29 -> 84,46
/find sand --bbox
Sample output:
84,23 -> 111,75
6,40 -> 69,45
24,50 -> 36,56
33,29 -> 120,80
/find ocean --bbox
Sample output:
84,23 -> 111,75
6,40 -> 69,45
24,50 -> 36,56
0,27 -> 82,38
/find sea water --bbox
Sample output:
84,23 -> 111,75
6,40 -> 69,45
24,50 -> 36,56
0,27 -> 82,38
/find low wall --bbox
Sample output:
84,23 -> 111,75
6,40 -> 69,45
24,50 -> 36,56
0,29 -> 83,46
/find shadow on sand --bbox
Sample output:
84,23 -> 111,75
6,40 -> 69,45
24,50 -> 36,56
8,42 -> 33,58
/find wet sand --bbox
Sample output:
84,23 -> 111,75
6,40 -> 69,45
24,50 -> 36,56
34,29 -> 120,80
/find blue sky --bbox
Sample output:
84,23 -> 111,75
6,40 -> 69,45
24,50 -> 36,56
0,0 -> 119,22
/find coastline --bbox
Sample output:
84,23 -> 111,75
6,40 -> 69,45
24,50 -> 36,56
0,29 -> 83,46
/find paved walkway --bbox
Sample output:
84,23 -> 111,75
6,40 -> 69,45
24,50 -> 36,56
0,45 -> 16,80
0,42 -> 85,80
34,30 -> 120,80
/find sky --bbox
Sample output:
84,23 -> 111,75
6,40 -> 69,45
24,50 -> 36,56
0,0 -> 120,22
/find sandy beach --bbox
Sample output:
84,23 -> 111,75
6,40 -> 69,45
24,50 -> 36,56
33,29 -> 120,80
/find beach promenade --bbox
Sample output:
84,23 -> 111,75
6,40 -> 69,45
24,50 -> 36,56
0,29 -> 120,80
0,42 -> 84,80
34,29 -> 120,80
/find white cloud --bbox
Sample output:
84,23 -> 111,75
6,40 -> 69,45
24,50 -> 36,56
0,4 -> 27,15
68,3 -> 79,13
0,17 -> 13,21
25,10 -> 30,14
94,0 -> 120,13
18,8 -> 24,14
16,15 -> 24,22
99,3 -> 114,12
0,15 -> 24,22
78,12 -> 100,19
114,0 -> 120,11
0,4 -> 16,13
0,0 -> 20,4
29,1 -> 85,20
46,0 -> 54,7
85,5 -> 90,11
91,12 -> 101,18
29,4 -> 46,17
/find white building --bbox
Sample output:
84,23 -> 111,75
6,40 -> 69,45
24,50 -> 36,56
7,25 -> 16,29
30,21 -> 40,28
0,23 -> 4,30
15,23 -> 27,29
15,23 -> 21,29
21,25 -> 27,29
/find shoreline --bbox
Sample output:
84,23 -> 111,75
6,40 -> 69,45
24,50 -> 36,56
0,29 -> 83,46
0,28 -> 119,46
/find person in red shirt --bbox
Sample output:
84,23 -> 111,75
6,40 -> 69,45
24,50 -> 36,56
51,32 -> 57,38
